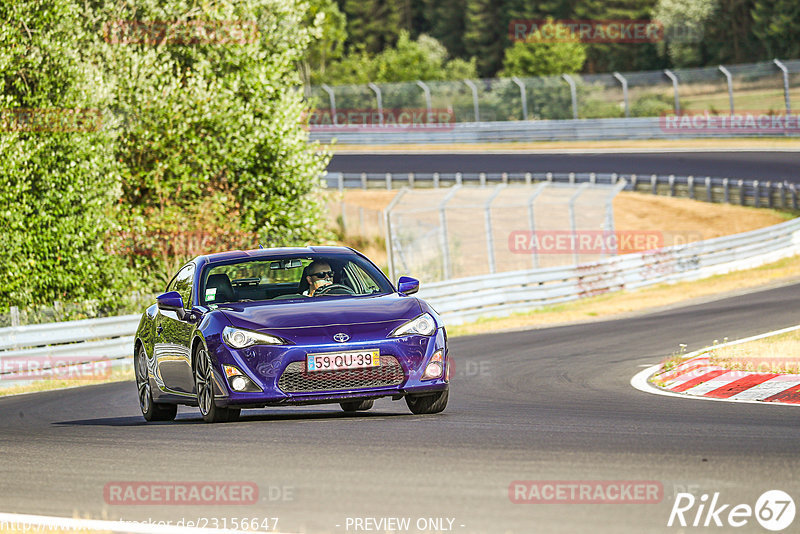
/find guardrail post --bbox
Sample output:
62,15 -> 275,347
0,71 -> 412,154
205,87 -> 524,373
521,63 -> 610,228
611,172 -> 618,184
484,184 -> 506,274
651,174 -> 658,195
525,172 -> 532,185
360,172 -> 367,189
739,179 -> 745,206
415,80 -> 432,116
723,178 -> 730,203
463,79 -> 480,122
367,82 -> 384,125
479,172 -> 487,187
527,182 -> 549,268
590,172 -> 596,184
408,173 -> 415,189
669,174 -> 675,196
773,59 -> 792,114
568,183 -> 590,265
433,172 -> 440,188
569,172 -> 575,184
718,65 -> 734,115
631,174 -> 638,191
338,172 -> 344,192
385,172 -> 392,190
384,189 -> 408,283
753,180 -> 760,207
321,84 -> 338,125
780,182 -> 786,208
10,306 -> 19,328
613,72 -> 629,118
790,183 -> 798,210
767,181 -> 773,208
663,70 -> 681,114
512,76 -> 528,120
456,172 -> 463,186
562,74 -> 579,119
439,185 -> 461,280
687,175 -> 695,199
705,176 -> 712,202
502,172 -> 508,184
546,172 -> 553,183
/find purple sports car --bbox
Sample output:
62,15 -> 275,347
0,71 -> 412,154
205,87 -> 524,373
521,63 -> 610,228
133,246 -> 449,422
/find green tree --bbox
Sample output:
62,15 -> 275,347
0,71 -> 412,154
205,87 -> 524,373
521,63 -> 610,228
500,20 -> 586,76
751,0 -> 800,59
0,0 -> 130,309
463,0 -> 506,77
301,0 -> 348,86
341,0 -> 406,53
653,0 -> 715,67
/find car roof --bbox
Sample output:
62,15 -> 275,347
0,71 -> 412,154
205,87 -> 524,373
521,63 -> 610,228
199,246 -> 357,264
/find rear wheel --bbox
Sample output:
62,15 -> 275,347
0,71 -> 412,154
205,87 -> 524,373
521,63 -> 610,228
340,399 -> 374,412
195,346 -> 236,423
405,389 -> 448,415
135,345 -> 177,422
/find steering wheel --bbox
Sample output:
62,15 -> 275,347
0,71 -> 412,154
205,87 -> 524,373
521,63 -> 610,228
314,283 -> 355,296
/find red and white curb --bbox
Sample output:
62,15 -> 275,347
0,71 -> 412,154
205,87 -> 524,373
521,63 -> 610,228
631,325 -> 800,406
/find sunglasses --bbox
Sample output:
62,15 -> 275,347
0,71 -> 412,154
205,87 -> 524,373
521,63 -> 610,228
310,270 -> 334,279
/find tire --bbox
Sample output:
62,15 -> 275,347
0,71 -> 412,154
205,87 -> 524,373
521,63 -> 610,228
135,345 -> 177,422
340,399 -> 374,412
405,389 -> 448,415
195,345 -> 236,423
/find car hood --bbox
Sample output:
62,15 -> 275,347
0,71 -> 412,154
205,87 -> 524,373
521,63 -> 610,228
217,293 -> 422,331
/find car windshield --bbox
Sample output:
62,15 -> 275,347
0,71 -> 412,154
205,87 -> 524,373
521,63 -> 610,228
200,253 -> 393,305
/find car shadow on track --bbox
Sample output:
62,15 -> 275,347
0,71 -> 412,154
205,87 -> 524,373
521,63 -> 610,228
52,410 -> 411,427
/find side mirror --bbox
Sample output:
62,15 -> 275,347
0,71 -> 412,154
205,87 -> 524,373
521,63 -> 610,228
157,291 -> 185,319
397,276 -> 419,295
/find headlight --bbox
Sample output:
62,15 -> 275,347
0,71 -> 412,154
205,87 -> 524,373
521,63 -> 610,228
223,326 -> 286,348
389,313 -> 436,337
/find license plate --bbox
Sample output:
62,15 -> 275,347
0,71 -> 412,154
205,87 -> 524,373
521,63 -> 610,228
306,349 -> 380,372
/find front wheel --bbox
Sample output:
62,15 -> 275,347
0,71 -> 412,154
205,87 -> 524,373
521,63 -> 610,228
405,389 -> 448,415
135,345 -> 177,422
195,346 -> 237,423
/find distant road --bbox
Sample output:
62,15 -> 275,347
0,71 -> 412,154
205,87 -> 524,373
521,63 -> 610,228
328,151 -> 800,182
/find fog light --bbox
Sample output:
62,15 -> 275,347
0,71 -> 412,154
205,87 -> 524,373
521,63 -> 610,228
422,349 -> 444,380
231,375 -> 248,392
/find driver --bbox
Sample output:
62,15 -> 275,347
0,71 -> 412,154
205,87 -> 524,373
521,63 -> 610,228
303,261 -> 334,296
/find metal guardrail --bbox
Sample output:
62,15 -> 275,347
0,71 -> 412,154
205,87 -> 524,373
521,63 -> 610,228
325,171 -> 800,210
310,116 -> 800,144
418,216 -> 800,324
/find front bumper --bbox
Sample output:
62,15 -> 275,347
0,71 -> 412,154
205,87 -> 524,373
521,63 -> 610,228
206,327 -> 449,408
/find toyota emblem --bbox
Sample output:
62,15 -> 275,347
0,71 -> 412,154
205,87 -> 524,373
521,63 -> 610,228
333,333 -> 350,343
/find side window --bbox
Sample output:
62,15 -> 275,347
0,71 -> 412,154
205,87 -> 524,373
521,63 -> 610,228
173,264 -> 195,309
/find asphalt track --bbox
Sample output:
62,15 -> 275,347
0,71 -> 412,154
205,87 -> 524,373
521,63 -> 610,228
2,282 -> 800,533
328,151 -> 800,182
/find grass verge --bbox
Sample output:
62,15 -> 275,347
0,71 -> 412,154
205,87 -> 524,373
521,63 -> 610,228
708,328 -> 800,374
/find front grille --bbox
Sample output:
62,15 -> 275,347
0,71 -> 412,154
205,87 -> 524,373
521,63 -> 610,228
277,356 -> 405,393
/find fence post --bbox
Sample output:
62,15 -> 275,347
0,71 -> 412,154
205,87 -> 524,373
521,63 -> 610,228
663,70 -> 681,114
456,172 -> 463,186
502,172 -> 508,184
706,176 -> 712,202
669,174 -> 675,196
651,174 -> 658,195
766,181 -> 773,208
360,172 -> 367,189
723,178 -> 730,203
385,172 -> 392,190
367,82 -> 383,125
569,172 -> 575,184
527,182 -> 550,269
790,183 -> 798,210
384,189 -> 408,283
321,84 -> 338,125
568,183 -> 590,265
415,80 -> 432,116
753,180 -> 760,207
525,172 -> 532,185
479,172 -> 487,187
562,74 -> 579,119
408,172 -> 415,189
739,179 -> 745,206
439,185 -> 461,280
484,184 -> 506,274
590,172 -> 596,184
10,306 -> 19,327
546,172 -> 553,183
631,173 -> 638,191
613,72 -> 629,118
773,59 -> 792,114
433,172 -> 440,188
512,76 -> 528,120
463,79 -> 480,122
718,65 -> 734,115
338,172 -> 344,193
687,175 -> 694,199
780,182 -> 787,208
